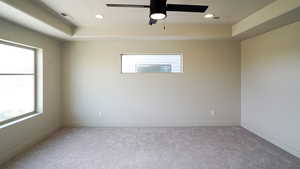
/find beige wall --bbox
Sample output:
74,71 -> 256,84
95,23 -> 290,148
0,19 -> 62,165
241,21 -> 300,158
62,40 -> 241,127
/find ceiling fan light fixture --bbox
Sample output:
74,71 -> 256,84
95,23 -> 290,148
150,13 -> 166,20
149,0 -> 167,20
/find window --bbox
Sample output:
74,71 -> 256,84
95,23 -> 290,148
121,54 -> 183,73
0,40 -> 37,124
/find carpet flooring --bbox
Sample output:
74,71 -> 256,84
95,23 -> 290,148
1,127 -> 300,169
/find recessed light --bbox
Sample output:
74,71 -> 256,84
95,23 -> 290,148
95,14 -> 103,19
204,13 -> 214,19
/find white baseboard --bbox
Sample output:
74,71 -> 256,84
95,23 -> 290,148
64,121 -> 241,128
242,122 -> 300,158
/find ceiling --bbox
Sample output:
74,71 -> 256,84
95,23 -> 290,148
34,0 -> 275,27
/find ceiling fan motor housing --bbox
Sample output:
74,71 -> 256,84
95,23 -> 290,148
150,0 -> 167,19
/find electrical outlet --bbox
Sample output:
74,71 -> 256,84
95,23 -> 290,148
210,110 -> 216,116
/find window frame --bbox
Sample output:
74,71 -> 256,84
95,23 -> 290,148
120,53 -> 184,74
0,40 -> 38,126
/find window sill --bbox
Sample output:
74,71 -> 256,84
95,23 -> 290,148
0,112 -> 42,129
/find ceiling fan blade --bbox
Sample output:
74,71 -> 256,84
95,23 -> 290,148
106,4 -> 150,8
149,18 -> 157,25
166,4 -> 208,12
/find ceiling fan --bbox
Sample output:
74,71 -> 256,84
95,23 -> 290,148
106,0 -> 208,25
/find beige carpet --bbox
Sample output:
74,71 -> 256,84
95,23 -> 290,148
1,127 -> 300,169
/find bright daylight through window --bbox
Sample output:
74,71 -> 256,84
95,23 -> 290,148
0,41 -> 37,124
121,54 -> 182,73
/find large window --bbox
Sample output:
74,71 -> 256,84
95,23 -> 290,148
121,54 -> 183,73
0,41 -> 37,124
